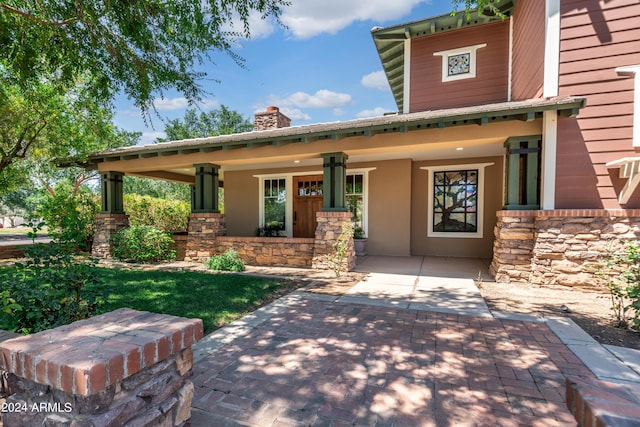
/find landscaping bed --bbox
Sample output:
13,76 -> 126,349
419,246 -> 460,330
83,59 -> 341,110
478,281 -> 640,350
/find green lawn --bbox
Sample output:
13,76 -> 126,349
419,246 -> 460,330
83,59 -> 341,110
0,267 -> 299,334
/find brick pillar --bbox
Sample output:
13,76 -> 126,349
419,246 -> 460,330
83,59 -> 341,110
91,213 -> 129,259
0,308 -> 203,427
312,211 -> 355,271
184,213 -> 226,262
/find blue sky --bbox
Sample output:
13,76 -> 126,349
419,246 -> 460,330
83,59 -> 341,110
114,1 -> 459,144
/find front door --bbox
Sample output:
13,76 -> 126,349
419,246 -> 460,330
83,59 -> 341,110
293,175 -> 323,237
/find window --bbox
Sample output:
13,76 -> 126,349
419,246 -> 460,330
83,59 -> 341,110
433,43 -> 486,82
421,163 -> 493,239
346,173 -> 364,229
255,168 -> 374,238
263,178 -> 286,232
433,170 -> 478,232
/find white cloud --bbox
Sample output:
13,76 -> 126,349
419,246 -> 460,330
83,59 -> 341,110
281,108 -> 312,121
139,131 -> 167,145
280,0 -> 432,39
225,11 -> 277,40
153,97 -> 218,112
268,90 -> 352,109
356,107 -> 389,118
361,70 -> 391,92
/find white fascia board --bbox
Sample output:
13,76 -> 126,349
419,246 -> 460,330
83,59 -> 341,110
544,0 -> 561,97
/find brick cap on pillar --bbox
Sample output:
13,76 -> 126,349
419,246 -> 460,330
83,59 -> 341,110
316,211 -> 353,218
188,212 -> 225,218
95,213 -> 129,219
0,308 -> 203,396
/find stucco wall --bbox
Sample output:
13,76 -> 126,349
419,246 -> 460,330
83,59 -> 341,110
359,159 -> 412,256
411,156 -> 504,259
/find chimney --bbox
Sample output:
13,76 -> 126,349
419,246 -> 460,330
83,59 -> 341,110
254,106 -> 291,131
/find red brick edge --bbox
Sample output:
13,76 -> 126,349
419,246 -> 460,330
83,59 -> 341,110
497,209 -> 640,218
566,377 -> 640,426
0,308 -> 203,396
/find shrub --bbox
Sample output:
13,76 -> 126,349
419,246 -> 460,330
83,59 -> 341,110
39,183 -> 100,252
0,240 -> 107,334
205,249 -> 246,272
596,241 -> 640,331
329,222 -> 353,278
124,194 -> 190,233
110,225 -> 176,263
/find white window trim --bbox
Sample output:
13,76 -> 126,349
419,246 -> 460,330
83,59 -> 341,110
433,43 -> 487,82
254,168 -> 376,237
616,65 -> 640,148
421,162 -> 494,239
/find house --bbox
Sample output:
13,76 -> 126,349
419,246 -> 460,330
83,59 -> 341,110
84,0 -> 640,286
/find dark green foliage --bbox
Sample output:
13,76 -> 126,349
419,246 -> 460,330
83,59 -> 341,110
0,241 -> 106,334
158,106 -> 254,141
205,249 -> 246,272
110,225 -> 176,263
0,1 -> 287,115
256,221 -> 284,237
0,266 -> 298,334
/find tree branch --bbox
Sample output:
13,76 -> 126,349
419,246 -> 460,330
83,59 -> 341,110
0,4 -> 78,26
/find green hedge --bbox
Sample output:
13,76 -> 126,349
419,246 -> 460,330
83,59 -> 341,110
124,194 -> 190,233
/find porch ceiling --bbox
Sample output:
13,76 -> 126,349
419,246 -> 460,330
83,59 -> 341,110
68,97 -> 585,184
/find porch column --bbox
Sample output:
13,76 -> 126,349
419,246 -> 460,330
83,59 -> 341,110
321,152 -> 348,212
100,171 -> 124,214
92,172 -> 128,258
193,163 -> 220,213
185,164 -> 225,262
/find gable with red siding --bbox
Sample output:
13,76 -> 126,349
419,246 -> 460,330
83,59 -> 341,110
409,20 -> 510,112
511,0 -> 545,100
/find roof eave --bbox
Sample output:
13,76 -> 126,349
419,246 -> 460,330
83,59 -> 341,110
79,97 -> 585,169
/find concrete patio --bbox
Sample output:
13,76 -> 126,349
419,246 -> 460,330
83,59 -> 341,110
190,256 -> 639,426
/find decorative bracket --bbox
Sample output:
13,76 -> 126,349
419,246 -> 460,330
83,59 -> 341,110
606,157 -> 640,204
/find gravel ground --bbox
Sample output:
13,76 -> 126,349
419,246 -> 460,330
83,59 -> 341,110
478,281 -> 640,350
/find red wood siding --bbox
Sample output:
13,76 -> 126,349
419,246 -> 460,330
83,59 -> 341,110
409,21 -> 509,112
556,0 -> 640,209
511,0 -> 545,100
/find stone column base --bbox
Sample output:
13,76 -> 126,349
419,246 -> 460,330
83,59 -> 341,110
312,211 -> 355,272
91,213 -> 129,259
184,213 -> 226,262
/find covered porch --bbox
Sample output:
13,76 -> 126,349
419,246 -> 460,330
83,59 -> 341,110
86,98 -> 584,270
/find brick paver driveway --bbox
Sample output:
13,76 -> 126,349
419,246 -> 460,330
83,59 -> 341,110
191,297 -> 593,426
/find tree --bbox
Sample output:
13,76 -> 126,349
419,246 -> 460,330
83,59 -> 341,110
123,177 -> 191,203
451,0 -> 507,19
159,105 -> 254,142
0,1 -> 287,115
0,80 -> 139,195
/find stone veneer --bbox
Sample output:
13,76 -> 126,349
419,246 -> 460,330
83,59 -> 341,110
91,213 -> 129,259
184,213 -> 226,262
0,308 -> 202,427
312,211 -> 356,271
216,236 -> 315,267
491,209 -> 640,287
